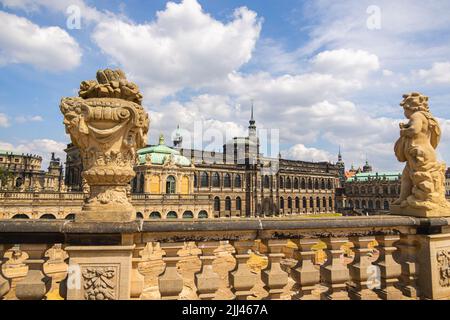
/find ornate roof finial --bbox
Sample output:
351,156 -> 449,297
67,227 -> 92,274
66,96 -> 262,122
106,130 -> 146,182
159,133 -> 165,145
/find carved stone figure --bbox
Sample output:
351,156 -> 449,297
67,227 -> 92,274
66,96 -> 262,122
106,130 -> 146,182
391,92 -> 450,217
60,69 -> 149,221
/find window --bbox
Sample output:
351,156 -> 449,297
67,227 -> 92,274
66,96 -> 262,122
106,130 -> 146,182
384,201 -> 390,210
200,172 -> 209,187
321,180 -> 325,189
279,177 -> 284,188
166,175 -> 176,194
166,211 -> 178,219
376,201 -> 381,209
236,197 -> 242,212
288,197 -> 292,209
314,180 -> 319,189
286,177 -> 292,189
224,173 -> 231,188
225,197 -> 231,211
302,197 -> 307,208
234,174 -> 242,188
65,214 -> 75,220
280,197 -> 284,209
139,174 -> 144,193
301,178 -> 306,189
150,212 -> 161,219
212,172 -> 220,188
40,214 -> 56,219
323,197 -> 327,208
310,197 -> 314,208
348,200 -> 354,208
368,200 -> 374,209
317,197 -> 321,208
355,200 -> 360,209
327,179 -> 332,189
308,178 -> 312,189
15,177 -> 23,188
295,197 -> 300,209
362,200 -> 367,208
194,174 -> 198,188
329,197 -> 333,209
264,175 -> 270,189
12,214 -> 29,219
198,210 -> 208,219
214,197 -> 220,211
183,211 -> 194,219
294,178 -> 299,189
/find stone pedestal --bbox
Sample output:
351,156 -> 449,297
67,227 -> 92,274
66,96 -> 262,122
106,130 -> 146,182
391,205 -> 450,218
65,245 -> 134,300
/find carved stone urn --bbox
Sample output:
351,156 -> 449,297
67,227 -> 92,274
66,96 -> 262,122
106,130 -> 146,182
60,69 -> 149,222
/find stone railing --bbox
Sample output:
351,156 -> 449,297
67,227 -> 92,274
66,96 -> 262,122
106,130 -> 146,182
0,215 -> 449,300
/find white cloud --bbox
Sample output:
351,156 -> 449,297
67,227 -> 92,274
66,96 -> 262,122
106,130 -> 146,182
416,62 -> 450,84
0,113 -> 10,127
91,0 -> 262,102
0,11 -> 82,71
311,49 -> 380,79
15,115 -> 43,123
284,144 -> 332,162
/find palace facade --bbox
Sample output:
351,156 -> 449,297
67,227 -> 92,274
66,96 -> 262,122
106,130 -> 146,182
63,108 -> 340,219
0,150 -> 64,192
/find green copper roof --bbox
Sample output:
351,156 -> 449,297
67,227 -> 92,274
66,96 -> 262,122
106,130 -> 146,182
0,150 -> 38,157
347,171 -> 401,182
137,134 -> 191,167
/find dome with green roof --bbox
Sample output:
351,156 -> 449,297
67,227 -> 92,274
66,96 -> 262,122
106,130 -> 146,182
137,134 -> 191,166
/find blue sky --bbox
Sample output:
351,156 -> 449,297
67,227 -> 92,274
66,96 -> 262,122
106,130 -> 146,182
1,0 -> 450,172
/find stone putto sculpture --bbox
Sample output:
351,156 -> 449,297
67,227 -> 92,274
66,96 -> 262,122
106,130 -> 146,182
392,92 -> 450,217
60,69 -> 149,222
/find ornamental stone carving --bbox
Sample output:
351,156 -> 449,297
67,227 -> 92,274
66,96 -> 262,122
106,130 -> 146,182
437,250 -> 450,287
60,69 -> 149,221
391,92 -> 450,217
82,266 -> 117,300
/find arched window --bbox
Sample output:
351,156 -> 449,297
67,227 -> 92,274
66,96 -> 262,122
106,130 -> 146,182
150,211 -> 161,219
194,174 -> 198,188
166,211 -> 178,219
323,197 -> 327,208
316,197 -> 321,208
200,172 -> 209,187
166,175 -> 176,194
136,212 -> 144,220
310,197 -> 314,208
321,180 -> 325,189
362,200 -> 367,208
132,176 -> 137,193
212,172 -> 220,188
384,201 -> 390,210
12,214 -> 29,219
183,211 -> 194,219
225,197 -> 231,211
65,214 -> 75,220
295,197 -> 300,209
214,197 -> 220,211
279,177 -> 284,188
40,214 -> 56,219
327,179 -> 332,189
361,187 -> 366,194
301,178 -> 306,189
348,200 -> 354,208
280,197 -> 284,209
224,173 -> 231,188
15,177 -> 23,188
308,178 -> 312,189
236,197 -> 242,212
368,200 -> 374,209
198,210 -> 208,219
329,197 -> 333,209
286,177 -> 292,189
264,175 -> 270,189
355,200 -> 360,209
302,197 -> 307,208
234,174 -> 242,188
376,201 -> 381,209
314,180 -> 319,189
294,178 -> 299,189
288,197 -> 292,209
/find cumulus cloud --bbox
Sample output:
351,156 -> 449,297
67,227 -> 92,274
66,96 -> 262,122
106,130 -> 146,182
0,113 -> 10,127
91,0 -> 262,102
0,11 -> 82,71
415,62 -> 450,84
284,144 -> 332,162
14,115 -> 43,123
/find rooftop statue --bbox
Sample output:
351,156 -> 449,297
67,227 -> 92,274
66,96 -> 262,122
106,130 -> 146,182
392,92 -> 450,217
60,69 -> 149,222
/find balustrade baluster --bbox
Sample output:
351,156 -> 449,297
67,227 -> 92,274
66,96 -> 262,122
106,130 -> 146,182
159,242 -> 184,300
230,240 -> 257,300
291,239 -> 320,300
130,244 -> 145,299
348,236 -> 379,300
397,235 -> 420,299
1,245 -> 29,300
43,244 -> 68,300
195,241 -> 220,300
261,239 -> 288,300
374,235 -> 403,300
320,237 -> 350,300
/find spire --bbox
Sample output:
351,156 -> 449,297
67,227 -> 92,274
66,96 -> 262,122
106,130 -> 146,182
249,100 -> 255,126
338,146 -> 342,162
173,124 -> 183,148
248,100 -> 256,139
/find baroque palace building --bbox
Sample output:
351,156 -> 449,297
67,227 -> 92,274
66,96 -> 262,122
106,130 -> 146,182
0,150 -> 64,192
61,108 -> 340,220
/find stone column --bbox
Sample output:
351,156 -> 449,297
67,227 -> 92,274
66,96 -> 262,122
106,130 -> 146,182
66,245 -> 134,300
195,241 -> 220,300
374,235 -> 403,300
230,240 -> 257,300
291,239 -> 320,299
347,236 -> 379,300
60,69 -> 149,222
320,237 -> 350,300
261,240 -> 288,300
159,243 -> 184,300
